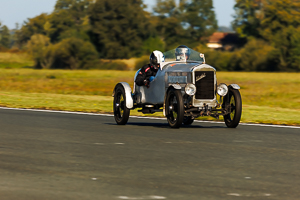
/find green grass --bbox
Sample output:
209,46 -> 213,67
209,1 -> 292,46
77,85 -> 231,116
0,91 -> 112,113
216,72 -> 300,110
0,69 -> 134,96
0,52 -> 34,68
241,105 -> 300,125
0,67 -> 299,126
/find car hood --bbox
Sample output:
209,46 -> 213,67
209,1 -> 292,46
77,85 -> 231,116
162,62 -> 214,73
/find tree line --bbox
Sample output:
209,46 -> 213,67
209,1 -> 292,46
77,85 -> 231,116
231,0 -> 300,71
0,0 -> 300,71
1,0 -> 217,69
0,22 -> 10,50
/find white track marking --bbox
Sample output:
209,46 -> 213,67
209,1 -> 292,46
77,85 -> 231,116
227,193 -> 272,197
227,193 -> 241,196
0,107 -> 299,129
94,143 -> 105,145
117,196 -> 166,200
233,140 -> 263,143
94,143 -> 125,145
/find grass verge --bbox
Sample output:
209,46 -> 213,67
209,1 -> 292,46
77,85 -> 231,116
0,52 -> 34,69
0,91 -> 299,126
0,69 -> 299,126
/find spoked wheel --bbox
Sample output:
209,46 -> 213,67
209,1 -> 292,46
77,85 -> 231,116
183,116 -> 194,125
113,85 -> 130,125
223,88 -> 242,128
165,89 -> 184,128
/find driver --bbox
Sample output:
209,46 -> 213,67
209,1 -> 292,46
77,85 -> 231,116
175,45 -> 191,61
135,50 -> 164,88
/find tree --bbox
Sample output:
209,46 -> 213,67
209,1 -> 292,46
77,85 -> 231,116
0,24 -> 10,48
53,37 -> 99,69
48,0 -> 93,42
289,28 -> 300,71
259,0 -> 300,71
151,15 -> 186,49
154,0 -> 181,18
233,0 -> 300,71
27,34 -> 52,68
16,13 -> 49,46
232,0 -> 263,38
238,39 -> 276,71
47,10 -> 77,42
17,1 -> 93,44
183,0 -> 217,42
89,0 -> 154,59
153,0 -> 186,48
153,0 -> 217,48
54,0 -> 93,20
27,34 -> 98,69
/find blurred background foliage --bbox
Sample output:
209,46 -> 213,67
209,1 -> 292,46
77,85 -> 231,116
0,0 -> 300,71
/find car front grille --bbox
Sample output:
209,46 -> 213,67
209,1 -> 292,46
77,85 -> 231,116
194,71 -> 214,99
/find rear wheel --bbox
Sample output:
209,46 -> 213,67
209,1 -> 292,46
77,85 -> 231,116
113,85 -> 130,125
223,89 -> 242,128
165,89 -> 184,128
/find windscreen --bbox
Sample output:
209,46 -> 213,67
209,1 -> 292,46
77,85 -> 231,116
163,48 -> 205,63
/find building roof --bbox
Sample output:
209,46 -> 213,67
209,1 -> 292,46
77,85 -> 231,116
210,32 -> 241,43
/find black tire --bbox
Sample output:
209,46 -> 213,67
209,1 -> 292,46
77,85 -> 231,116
165,89 -> 184,128
223,88 -> 242,128
113,84 -> 130,125
183,116 -> 194,125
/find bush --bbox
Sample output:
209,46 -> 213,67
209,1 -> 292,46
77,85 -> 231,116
27,34 -> 52,69
237,39 -> 276,71
53,37 -> 99,69
204,50 -> 235,71
134,55 -> 149,70
92,61 -> 127,70
8,48 -> 22,53
195,44 -> 236,71
27,36 -> 100,69
194,40 -> 279,72
142,37 -> 165,55
0,45 -> 9,52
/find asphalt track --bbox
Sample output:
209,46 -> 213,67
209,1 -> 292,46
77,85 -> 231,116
0,107 -> 300,200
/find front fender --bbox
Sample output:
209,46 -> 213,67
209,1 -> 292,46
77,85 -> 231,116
163,85 -> 181,116
229,84 -> 240,90
113,82 -> 134,109
171,84 -> 182,90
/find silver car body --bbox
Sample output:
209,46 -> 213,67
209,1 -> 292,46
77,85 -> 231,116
134,62 -> 217,107
113,48 -> 242,128
132,48 -> 222,108
119,48 -> 239,112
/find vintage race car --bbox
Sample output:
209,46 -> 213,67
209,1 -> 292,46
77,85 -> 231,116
113,47 -> 242,128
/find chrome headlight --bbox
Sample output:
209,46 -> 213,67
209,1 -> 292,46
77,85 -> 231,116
185,83 -> 196,96
217,83 -> 228,96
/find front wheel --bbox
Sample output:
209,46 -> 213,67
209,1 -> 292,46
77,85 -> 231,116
165,89 -> 184,128
223,89 -> 242,128
113,84 -> 130,125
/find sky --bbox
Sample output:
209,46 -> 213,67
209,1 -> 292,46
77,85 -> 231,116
0,0 -> 236,30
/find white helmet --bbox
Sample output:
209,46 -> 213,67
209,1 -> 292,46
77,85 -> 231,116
150,50 -> 164,69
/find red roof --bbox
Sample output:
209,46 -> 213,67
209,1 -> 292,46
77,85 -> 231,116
208,32 -> 228,43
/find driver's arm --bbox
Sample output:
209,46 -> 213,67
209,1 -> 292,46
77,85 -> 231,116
135,65 -> 148,86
